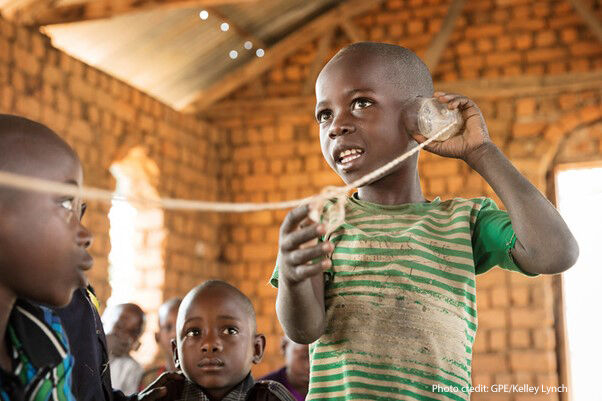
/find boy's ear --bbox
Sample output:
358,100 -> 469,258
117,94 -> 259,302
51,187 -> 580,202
252,334 -> 266,364
171,339 -> 180,369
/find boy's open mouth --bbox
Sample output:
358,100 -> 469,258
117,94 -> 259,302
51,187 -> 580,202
336,147 -> 364,169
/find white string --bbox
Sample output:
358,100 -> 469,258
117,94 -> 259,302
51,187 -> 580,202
0,126 -> 452,213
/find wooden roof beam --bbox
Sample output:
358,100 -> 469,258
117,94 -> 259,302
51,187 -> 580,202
12,0 -> 259,26
567,0 -> 602,43
423,0 -> 466,72
182,0 -> 385,112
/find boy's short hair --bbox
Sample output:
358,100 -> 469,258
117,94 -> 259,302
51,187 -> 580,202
158,297 -> 182,325
0,114 -> 78,204
0,114 -> 77,173
102,302 -> 146,337
322,41 -> 434,98
178,280 -> 257,331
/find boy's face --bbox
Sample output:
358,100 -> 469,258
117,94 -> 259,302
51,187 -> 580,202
156,303 -> 179,361
0,143 -> 92,307
315,52 -> 416,185
282,339 -> 309,387
106,306 -> 144,346
173,288 -> 264,399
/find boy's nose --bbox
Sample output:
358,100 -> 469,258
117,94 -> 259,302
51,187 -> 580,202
201,334 -> 223,353
77,224 -> 93,249
328,123 -> 356,138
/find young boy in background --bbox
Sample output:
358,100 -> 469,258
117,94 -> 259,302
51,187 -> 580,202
172,280 -> 295,401
273,42 -> 579,400
260,336 -> 309,401
102,303 -> 146,395
0,114 -> 93,400
140,297 -> 182,389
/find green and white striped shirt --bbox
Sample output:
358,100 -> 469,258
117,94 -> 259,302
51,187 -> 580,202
272,196 -> 533,401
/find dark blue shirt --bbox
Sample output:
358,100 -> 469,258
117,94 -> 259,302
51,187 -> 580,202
55,288 -> 135,401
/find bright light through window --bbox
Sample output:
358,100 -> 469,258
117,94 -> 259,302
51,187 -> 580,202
107,148 -> 165,366
108,180 -> 138,307
556,165 -> 602,401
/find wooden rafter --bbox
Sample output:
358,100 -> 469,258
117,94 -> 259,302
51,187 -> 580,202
423,0 -> 466,72
11,0 -> 259,26
302,28 -> 334,95
182,0 -> 385,112
206,7 -> 267,50
340,18 -> 365,42
567,0 -> 602,43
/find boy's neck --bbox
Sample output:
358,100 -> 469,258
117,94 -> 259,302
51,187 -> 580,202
0,285 -> 16,372
356,167 -> 425,206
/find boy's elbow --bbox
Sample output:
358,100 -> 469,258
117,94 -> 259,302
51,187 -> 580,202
285,329 -> 322,345
279,314 -> 325,345
551,240 -> 579,273
535,240 -> 579,274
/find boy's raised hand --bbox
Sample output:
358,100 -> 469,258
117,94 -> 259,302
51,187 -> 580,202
410,92 -> 492,162
278,205 -> 333,285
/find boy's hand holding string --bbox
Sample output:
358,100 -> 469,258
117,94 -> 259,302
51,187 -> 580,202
411,92 -> 579,274
276,206 -> 332,344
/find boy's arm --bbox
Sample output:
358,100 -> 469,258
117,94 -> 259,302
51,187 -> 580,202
275,205 -> 332,344
412,93 -> 579,275
464,141 -> 578,274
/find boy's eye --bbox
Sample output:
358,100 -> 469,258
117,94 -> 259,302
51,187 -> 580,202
60,198 -> 75,211
222,327 -> 238,335
185,328 -> 201,337
352,98 -> 373,110
316,110 -> 332,123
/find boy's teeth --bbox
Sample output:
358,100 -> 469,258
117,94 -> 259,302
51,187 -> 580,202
339,148 -> 363,161
341,154 -> 361,164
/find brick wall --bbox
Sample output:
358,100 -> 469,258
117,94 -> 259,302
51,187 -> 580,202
209,0 -> 602,397
1,0 -> 602,396
0,16 -> 226,365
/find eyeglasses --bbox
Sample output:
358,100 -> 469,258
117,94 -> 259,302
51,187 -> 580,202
59,198 -> 87,220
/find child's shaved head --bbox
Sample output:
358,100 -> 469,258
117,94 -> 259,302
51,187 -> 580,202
178,280 -> 256,332
320,42 -> 434,100
0,114 -> 78,176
